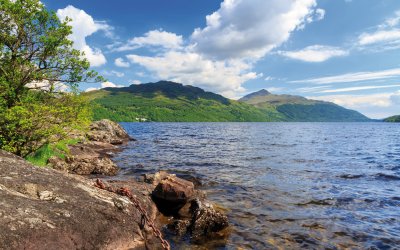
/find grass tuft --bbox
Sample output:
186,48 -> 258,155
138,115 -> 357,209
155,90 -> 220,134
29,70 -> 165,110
25,138 -> 80,167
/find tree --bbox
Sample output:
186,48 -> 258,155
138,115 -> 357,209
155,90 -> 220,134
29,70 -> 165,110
0,0 -> 104,157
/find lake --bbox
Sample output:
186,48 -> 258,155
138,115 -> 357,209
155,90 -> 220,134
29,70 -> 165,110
115,122 -> 400,249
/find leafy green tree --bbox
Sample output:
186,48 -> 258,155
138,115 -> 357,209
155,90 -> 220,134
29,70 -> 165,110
0,0 -> 104,157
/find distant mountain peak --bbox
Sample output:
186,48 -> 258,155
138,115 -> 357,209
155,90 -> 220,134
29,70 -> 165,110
239,89 -> 271,102
254,89 -> 271,95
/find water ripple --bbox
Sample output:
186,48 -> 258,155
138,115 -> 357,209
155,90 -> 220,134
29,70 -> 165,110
116,122 -> 400,249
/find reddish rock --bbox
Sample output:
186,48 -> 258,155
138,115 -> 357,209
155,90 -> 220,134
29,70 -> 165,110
152,176 -> 195,214
152,176 -> 194,202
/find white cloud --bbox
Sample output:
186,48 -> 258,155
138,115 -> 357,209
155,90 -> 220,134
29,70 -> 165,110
26,81 -> 69,92
114,57 -> 130,68
357,10 -> 400,50
127,51 -> 260,98
85,87 -> 98,92
125,0 -> 322,96
292,68 -> 400,84
297,85 -> 332,93
318,84 -> 400,93
111,30 -> 183,52
102,70 -> 124,78
358,29 -> 400,46
310,93 -> 392,108
101,81 -> 123,88
85,81 -> 123,92
278,45 -> 348,62
265,76 -> 275,81
266,87 -> 284,93
57,5 -> 108,67
135,72 -> 146,77
308,91 -> 400,119
129,80 -> 142,85
315,9 -> 325,21
191,0 -> 320,60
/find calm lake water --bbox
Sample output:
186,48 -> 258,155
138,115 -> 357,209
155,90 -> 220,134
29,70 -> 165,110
115,122 -> 400,249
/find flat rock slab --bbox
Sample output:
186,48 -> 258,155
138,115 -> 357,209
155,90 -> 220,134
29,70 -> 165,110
0,150 -> 162,250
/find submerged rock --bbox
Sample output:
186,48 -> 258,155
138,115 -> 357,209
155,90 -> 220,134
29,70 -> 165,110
189,199 -> 229,240
0,150 -> 163,249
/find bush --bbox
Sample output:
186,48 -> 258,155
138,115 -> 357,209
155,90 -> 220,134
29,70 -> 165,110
0,91 -> 92,157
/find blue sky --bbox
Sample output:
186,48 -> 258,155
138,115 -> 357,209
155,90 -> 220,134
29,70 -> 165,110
43,0 -> 400,118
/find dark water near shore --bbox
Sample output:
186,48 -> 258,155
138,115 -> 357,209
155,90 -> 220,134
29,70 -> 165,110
115,122 -> 400,249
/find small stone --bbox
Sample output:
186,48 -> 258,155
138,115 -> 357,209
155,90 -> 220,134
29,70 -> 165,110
54,197 -> 66,204
24,183 -> 38,198
113,197 -> 130,212
38,191 -> 54,201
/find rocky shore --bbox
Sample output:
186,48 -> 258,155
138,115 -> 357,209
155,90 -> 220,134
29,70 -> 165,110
0,120 -> 229,249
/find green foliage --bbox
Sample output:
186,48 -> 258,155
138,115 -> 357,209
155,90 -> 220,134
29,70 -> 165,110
0,92 -> 92,157
25,138 -> 80,166
84,81 -> 285,122
0,0 -> 104,107
0,0 -> 100,157
384,115 -> 400,122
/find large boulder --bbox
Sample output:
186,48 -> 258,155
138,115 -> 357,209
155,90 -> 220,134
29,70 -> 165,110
48,141 -> 120,175
87,119 -> 133,145
152,176 -> 195,214
48,119 -> 133,176
0,150 -> 164,249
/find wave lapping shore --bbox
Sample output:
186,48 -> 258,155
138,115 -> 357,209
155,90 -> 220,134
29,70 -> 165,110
0,120 -> 229,249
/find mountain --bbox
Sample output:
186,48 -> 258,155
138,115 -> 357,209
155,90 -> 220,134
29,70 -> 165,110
84,81 -> 284,122
239,89 -> 271,102
384,115 -> 400,122
239,89 -> 371,122
84,82 -> 370,122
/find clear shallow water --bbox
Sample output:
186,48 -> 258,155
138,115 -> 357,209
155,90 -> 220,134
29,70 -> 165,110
115,122 -> 400,249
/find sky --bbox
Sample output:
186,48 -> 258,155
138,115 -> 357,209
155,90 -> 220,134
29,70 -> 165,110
42,0 -> 400,119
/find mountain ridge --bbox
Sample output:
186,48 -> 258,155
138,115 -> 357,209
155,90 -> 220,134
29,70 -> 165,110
84,81 -> 371,122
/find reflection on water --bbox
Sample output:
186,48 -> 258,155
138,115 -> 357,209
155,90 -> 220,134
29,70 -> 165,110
115,122 -> 400,249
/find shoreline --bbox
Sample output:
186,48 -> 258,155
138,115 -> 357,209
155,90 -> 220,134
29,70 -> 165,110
0,119 -> 229,249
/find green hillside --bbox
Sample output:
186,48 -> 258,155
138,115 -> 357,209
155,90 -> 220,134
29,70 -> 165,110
84,82 -> 370,122
239,89 -> 370,122
384,115 -> 400,122
84,81 -> 284,122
